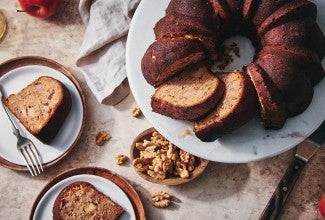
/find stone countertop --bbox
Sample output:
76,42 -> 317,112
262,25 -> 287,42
0,1 -> 324,219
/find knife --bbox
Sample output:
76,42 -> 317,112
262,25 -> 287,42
259,122 -> 324,220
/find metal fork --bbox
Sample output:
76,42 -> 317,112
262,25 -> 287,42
0,87 -> 43,176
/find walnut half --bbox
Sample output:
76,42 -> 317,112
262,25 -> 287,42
151,191 -> 171,208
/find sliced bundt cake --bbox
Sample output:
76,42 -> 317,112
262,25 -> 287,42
151,64 -> 225,121
141,0 -> 325,142
194,70 -> 257,141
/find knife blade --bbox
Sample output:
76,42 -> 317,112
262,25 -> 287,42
259,122 -> 324,220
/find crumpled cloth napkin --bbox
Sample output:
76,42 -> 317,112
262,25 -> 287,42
76,0 -> 140,105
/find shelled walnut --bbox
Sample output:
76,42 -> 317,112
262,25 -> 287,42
132,131 -> 197,180
132,107 -> 142,117
95,131 -> 111,146
115,154 -> 128,165
151,191 -> 171,208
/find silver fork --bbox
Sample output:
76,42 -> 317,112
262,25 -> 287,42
0,87 -> 43,176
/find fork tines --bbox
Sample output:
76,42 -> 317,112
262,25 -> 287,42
18,143 -> 44,176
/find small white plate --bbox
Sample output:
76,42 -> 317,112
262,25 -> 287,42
32,174 -> 135,220
126,0 -> 325,163
0,56 -> 85,170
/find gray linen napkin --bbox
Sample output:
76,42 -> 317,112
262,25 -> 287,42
76,0 -> 140,105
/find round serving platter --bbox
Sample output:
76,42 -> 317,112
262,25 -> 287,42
126,0 -> 325,163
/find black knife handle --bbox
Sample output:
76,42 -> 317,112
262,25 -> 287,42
259,156 -> 306,220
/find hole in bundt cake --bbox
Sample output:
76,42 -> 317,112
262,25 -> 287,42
212,35 -> 255,72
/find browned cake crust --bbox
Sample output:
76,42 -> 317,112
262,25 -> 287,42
154,14 -> 218,60
260,18 -> 325,59
194,70 -> 257,141
141,38 -> 206,87
4,76 -> 72,144
257,45 -> 324,86
257,0 -> 317,38
166,0 -> 215,26
151,64 -> 225,121
246,63 -> 287,129
256,51 -> 314,116
251,0 -> 289,27
53,181 -> 124,220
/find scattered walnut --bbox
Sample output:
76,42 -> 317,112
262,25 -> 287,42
115,154 -> 128,165
151,191 -> 171,208
132,107 -> 142,117
95,131 -> 111,146
132,130 -> 197,179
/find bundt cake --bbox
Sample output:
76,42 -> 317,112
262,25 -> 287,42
193,70 -> 257,141
151,63 -> 225,121
141,0 -> 325,141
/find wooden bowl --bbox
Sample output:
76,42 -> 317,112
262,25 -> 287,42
130,127 -> 209,185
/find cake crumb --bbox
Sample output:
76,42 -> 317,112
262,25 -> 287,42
217,42 -> 240,70
95,131 -> 111,146
182,129 -> 191,137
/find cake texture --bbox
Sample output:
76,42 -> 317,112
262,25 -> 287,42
5,76 -> 72,144
52,181 -> 124,220
141,0 -> 325,141
151,64 -> 225,121
194,70 -> 257,141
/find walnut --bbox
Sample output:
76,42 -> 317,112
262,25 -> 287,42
147,170 -> 166,180
115,154 -> 128,165
84,202 -> 97,213
132,158 -> 150,172
132,107 -> 142,117
95,131 -> 111,146
132,130 -> 198,180
151,191 -> 171,208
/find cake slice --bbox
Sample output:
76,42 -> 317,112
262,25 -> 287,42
246,63 -> 287,129
154,14 -> 218,60
141,38 -> 206,87
194,70 -> 257,142
151,64 -> 225,121
255,51 -> 313,116
53,181 -> 124,220
4,76 -> 72,144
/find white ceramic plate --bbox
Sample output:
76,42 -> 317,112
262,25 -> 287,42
32,174 -> 135,220
126,0 -> 325,163
0,57 -> 85,169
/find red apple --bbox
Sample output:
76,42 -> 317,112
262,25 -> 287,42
17,0 -> 61,19
319,194 -> 325,219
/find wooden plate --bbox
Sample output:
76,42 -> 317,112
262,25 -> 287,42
29,167 -> 145,220
130,127 -> 209,185
0,56 -> 86,172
